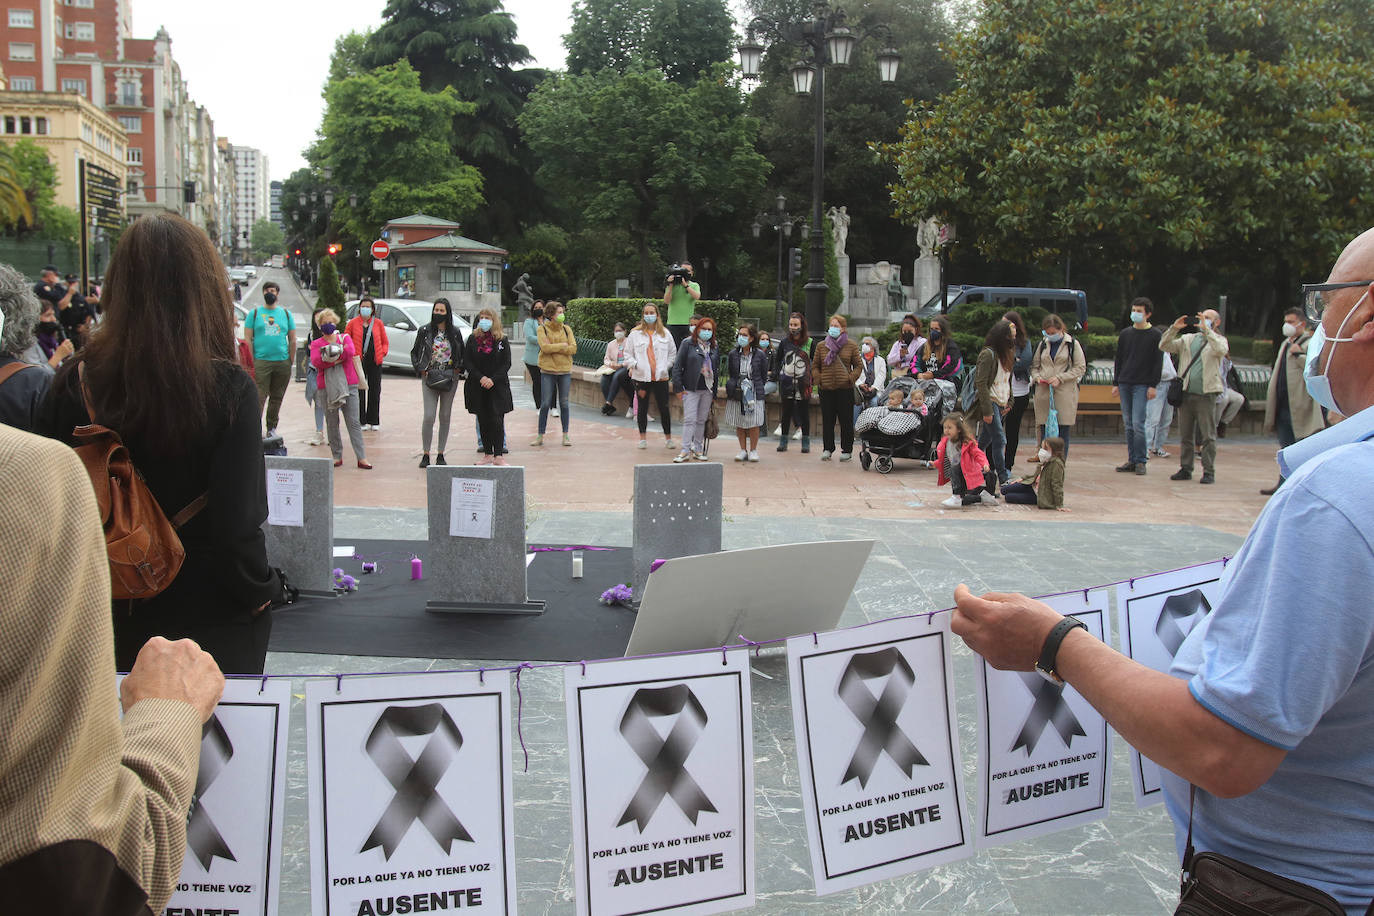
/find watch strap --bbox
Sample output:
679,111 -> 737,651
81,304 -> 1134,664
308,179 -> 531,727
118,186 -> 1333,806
1036,617 -> 1088,682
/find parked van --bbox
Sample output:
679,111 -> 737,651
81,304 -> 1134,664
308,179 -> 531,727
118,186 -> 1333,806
916,286 -> 1089,330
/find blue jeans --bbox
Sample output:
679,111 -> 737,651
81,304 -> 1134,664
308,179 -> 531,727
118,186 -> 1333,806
1146,391 -> 1173,452
978,407 -> 1009,485
539,372 -> 571,434
601,367 -> 630,407
1119,384 -> 1150,465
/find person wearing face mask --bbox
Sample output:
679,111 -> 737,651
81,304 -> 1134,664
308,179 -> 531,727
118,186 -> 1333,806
670,316 -> 718,461
523,301 -> 545,408
310,309 -> 370,470
464,308 -> 513,466
811,315 -> 863,461
726,324 -> 769,461
852,335 -> 887,426
411,298 -> 465,468
757,331 -> 777,399
0,264 -> 59,430
887,315 -> 927,377
952,232 -> 1374,913
533,301 -> 575,447
242,280 -> 296,437
914,315 -> 962,383
346,296 -> 389,431
1029,313 -> 1087,459
22,303 -> 74,372
1259,308 -> 1324,495
775,312 -> 813,452
625,304 -> 675,449
1002,310 -> 1034,469
301,307 -> 328,447
600,322 -> 632,415
1160,307 -> 1228,484
1111,297 -> 1164,475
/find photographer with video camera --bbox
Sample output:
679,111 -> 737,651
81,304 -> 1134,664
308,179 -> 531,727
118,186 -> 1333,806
662,261 -> 701,347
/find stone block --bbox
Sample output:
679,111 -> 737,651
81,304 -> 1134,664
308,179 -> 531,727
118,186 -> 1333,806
631,463 -> 723,597
262,456 -> 336,597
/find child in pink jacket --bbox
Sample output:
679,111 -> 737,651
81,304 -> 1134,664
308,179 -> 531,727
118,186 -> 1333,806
936,412 -> 995,508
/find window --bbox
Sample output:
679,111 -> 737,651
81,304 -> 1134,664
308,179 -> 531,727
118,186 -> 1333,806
486,269 -> 500,293
126,147 -> 141,164
35,116 -> 47,135
70,0 -> 94,7
9,42 -> 35,61
19,116 -> 31,134
96,132 -> 111,153
73,21 -> 93,40
440,266 -> 471,291
3,117 -> 14,134
81,122 -> 92,142
9,76 -> 34,91
126,178 -> 139,195
8,9 -> 34,27
117,115 -> 140,133
62,77 -> 87,95
117,79 -> 139,106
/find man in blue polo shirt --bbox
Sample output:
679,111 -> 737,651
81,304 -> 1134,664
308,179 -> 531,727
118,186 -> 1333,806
243,281 -> 296,436
949,225 -> 1374,912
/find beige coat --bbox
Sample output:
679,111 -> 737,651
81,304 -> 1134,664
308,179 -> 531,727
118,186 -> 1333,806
1264,331 -> 1325,439
1160,324 -> 1229,396
1030,334 -> 1088,424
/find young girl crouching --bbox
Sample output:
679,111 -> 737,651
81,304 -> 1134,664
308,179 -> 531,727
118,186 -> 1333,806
937,412 -> 996,508
1001,437 -> 1068,511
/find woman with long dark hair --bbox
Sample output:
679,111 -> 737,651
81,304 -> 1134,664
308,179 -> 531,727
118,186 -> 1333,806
37,212 -> 278,674
775,311 -> 813,452
973,318 -> 1016,489
1002,310 -> 1033,468
411,297 -> 464,467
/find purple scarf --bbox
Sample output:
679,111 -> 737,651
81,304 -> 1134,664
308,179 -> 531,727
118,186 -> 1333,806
823,331 -> 848,366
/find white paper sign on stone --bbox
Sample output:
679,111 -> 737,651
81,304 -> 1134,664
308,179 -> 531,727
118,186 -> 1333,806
160,677 -> 291,916
306,673 -> 516,916
565,650 -> 754,916
449,477 -> 494,539
975,591 -> 1113,848
1115,559 -> 1227,807
266,468 -> 304,528
786,615 -> 972,896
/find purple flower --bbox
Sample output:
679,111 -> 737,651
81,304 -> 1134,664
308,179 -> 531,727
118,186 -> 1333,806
599,583 -> 634,605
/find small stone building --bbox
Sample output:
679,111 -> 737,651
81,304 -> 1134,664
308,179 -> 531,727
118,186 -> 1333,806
378,214 -> 507,320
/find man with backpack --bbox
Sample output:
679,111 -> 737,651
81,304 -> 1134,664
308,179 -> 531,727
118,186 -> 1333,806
243,281 -> 296,436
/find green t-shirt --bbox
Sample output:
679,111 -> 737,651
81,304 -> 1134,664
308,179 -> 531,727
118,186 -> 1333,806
666,280 -> 701,325
1184,335 -> 1206,395
249,306 -> 295,361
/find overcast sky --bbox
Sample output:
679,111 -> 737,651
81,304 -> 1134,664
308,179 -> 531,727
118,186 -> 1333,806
133,0 -> 575,179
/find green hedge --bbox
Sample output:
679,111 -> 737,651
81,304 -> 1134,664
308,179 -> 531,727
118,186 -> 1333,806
737,299 -> 776,327
949,302 -> 1050,339
565,298 -> 741,345
1251,339 -> 1276,367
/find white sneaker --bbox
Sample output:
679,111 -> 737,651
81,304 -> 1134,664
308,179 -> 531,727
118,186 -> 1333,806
626,408 -> 635,419
664,438 -> 674,449
551,407 -> 560,417
637,439 -> 648,449
307,431 -> 324,446
673,452 -> 691,463
371,423 -> 380,431
773,425 -> 783,436
793,428 -> 802,440
266,427 -> 277,438
693,451 -> 709,461
941,495 -> 963,508
747,450 -> 759,462
735,450 -> 748,461
980,491 -> 999,506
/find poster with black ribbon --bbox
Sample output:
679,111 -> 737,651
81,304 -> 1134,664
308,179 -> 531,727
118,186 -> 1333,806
1115,561 -> 1226,807
565,651 -> 754,916
158,677 -> 290,916
306,673 -> 517,916
786,616 -> 971,896
974,591 -> 1113,848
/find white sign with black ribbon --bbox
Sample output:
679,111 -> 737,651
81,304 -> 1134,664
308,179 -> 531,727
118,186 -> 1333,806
786,615 -> 972,896
306,673 -> 517,916
159,677 -> 290,916
1115,561 -> 1226,807
565,650 -> 755,916
975,591 -> 1113,848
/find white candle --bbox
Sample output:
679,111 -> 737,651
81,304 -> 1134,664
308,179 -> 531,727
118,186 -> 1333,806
572,551 -> 584,578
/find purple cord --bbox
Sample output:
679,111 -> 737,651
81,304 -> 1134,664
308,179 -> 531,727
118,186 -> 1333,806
528,545 -> 615,553
513,662 -> 535,773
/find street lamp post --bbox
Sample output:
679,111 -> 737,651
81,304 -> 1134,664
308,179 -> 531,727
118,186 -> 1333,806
739,4 -> 900,334
751,193 -> 801,333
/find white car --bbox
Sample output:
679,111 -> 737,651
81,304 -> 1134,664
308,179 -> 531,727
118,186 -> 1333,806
343,299 -> 473,374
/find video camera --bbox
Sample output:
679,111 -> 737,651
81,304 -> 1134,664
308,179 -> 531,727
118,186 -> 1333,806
665,264 -> 692,286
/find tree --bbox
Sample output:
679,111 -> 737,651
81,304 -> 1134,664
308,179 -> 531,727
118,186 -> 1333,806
564,0 -> 736,84
361,0 -> 544,241
887,0 -> 1374,325
520,63 -> 769,290
328,30 -> 372,84
316,256 -> 344,315
315,61 -> 484,246
250,219 -> 285,261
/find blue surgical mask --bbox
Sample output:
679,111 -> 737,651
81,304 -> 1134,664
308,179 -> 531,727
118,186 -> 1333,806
1201,318 -> 1212,330
1304,290 -> 1366,416
698,329 -> 713,342
737,335 -> 749,348
759,339 -> 770,349
360,306 -> 373,318
1046,332 -> 1063,343
1131,311 -> 1146,325
643,314 -> 657,324
478,317 -> 493,332
828,326 -> 842,338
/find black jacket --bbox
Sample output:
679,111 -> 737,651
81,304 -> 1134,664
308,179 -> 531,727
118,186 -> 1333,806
726,347 -> 768,402
0,358 -> 52,432
410,323 -> 466,374
35,359 -> 277,670
774,336 -> 812,398
671,339 -> 720,394
463,333 -> 513,415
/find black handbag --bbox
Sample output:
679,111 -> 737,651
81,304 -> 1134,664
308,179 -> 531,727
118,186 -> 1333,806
1169,343 -> 1206,408
425,366 -> 455,392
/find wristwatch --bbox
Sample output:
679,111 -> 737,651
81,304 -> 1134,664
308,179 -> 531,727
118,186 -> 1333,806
1035,617 -> 1088,685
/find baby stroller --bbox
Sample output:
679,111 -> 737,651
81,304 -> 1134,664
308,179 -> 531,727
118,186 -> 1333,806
856,377 -> 947,473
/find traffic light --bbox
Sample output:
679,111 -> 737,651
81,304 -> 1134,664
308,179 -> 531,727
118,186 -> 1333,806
327,243 -> 340,256
790,247 -> 802,280
294,248 -> 302,256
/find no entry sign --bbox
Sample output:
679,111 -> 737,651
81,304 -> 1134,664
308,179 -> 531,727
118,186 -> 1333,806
370,240 -> 390,259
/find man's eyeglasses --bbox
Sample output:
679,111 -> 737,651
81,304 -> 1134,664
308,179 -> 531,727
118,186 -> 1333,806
1301,281 -> 1373,322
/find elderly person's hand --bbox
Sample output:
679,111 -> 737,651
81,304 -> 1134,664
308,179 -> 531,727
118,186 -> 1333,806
950,584 -> 1064,672
120,636 -> 225,723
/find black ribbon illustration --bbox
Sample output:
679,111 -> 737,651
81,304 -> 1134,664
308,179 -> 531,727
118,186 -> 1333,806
1155,589 -> 1212,657
1011,673 -> 1086,755
616,684 -> 718,831
186,715 -> 236,870
360,704 -> 473,860
838,647 -> 928,788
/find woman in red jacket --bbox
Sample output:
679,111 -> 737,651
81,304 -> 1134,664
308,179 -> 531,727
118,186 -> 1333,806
345,297 -> 389,430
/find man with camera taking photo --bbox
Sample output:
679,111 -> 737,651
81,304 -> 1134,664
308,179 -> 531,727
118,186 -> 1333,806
662,261 -> 701,347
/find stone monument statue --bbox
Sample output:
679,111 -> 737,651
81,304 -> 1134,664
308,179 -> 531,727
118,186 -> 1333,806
827,205 -> 850,259
887,270 -> 906,311
867,260 -> 892,284
512,273 -> 534,314
917,217 -> 942,260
